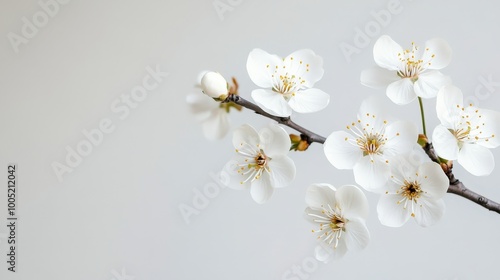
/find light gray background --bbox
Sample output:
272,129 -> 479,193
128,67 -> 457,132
1,0 -> 499,279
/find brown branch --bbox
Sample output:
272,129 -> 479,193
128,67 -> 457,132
225,94 -> 326,144
226,94 -> 500,214
423,143 -> 500,214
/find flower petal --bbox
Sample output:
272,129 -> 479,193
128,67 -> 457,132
250,173 -> 274,204
432,125 -> 459,160
384,121 -> 418,156
478,109 -> 500,149
377,194 -> 411,227
373,35 -> 404,71
353,156 -> 390,192
436,85 -> 463,127
324,131 -> 362,170
305,183 -> 337,210
357,95 -> 390,129
201,109 -> 230,140
421,38 -> 452,70
343,218 -> 370,251
418,162 -> 449,199
288,88 -> 330,114
413,198 -> 445,227
360,67 -> 399,89
414,70 -> 451,99
259,124 -> 290,157
246,48 -> 282,88
221,159 -> 251,190
251,89 -> 292,117
232,124 -> 259,149
268,156 -> 296,188
335,185 -> 369,220
285,49 -> 324,88
386,78 -> 417,105
186,93 -> 218,121
458,143 -> 495,176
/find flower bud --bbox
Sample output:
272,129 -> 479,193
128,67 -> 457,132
201,72 -> 228,100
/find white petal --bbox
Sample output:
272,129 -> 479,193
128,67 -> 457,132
250,173 -> 274,204
268,156 -> 296,188
478,109 -> 500,148
436,85 -> 463,127
418,162 -> 449,199
343,218 -> 370,251
421,38 -> 452,70
259,124 -> 290,157
335,185 -> 369,220
186,93 -> 218,121
221,159 -> 251,190
386,78 -> 417,105
353,156 -> 390,192
458,143 -> 495,176
413,198 -> 445,227
246,48 -> 281,88
324,131 -> 363,170
288,88 -> 330,114
305,183 -> 337,209
360,67 -> 399,89
414,71 -> 451,99
285,49 -> 324,88
377,194 -> 411,227
251,89 -> 292,117
432,125 -> 459,160
357,95 -> 390,129
201,109 -> 230,140
232,124 -> 259,149
389,149 -> 426,181
373,35 -> 404,71
384,121 -> 418,156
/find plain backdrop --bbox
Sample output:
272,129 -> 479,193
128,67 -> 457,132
1,0 -> 500,279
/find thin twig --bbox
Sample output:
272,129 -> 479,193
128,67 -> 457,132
226,94 -> 326,144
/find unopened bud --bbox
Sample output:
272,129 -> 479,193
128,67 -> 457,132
417,134 -> 428,147
201,72 -> 229,100
290,134 -> 310,151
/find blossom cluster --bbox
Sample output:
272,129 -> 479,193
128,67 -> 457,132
189,35 -> 500,262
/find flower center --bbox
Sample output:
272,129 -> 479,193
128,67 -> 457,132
308,204 -> 347,249
254,152 -> 268,167
272,74 -> 303,98
329,214 -> 346,231
401,181 -> 422,201
235,145 -> 272,184
452,126 -> 471,142
449,104 -> 496,146
359,133 -> 385,156
396,42 -> 436,82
